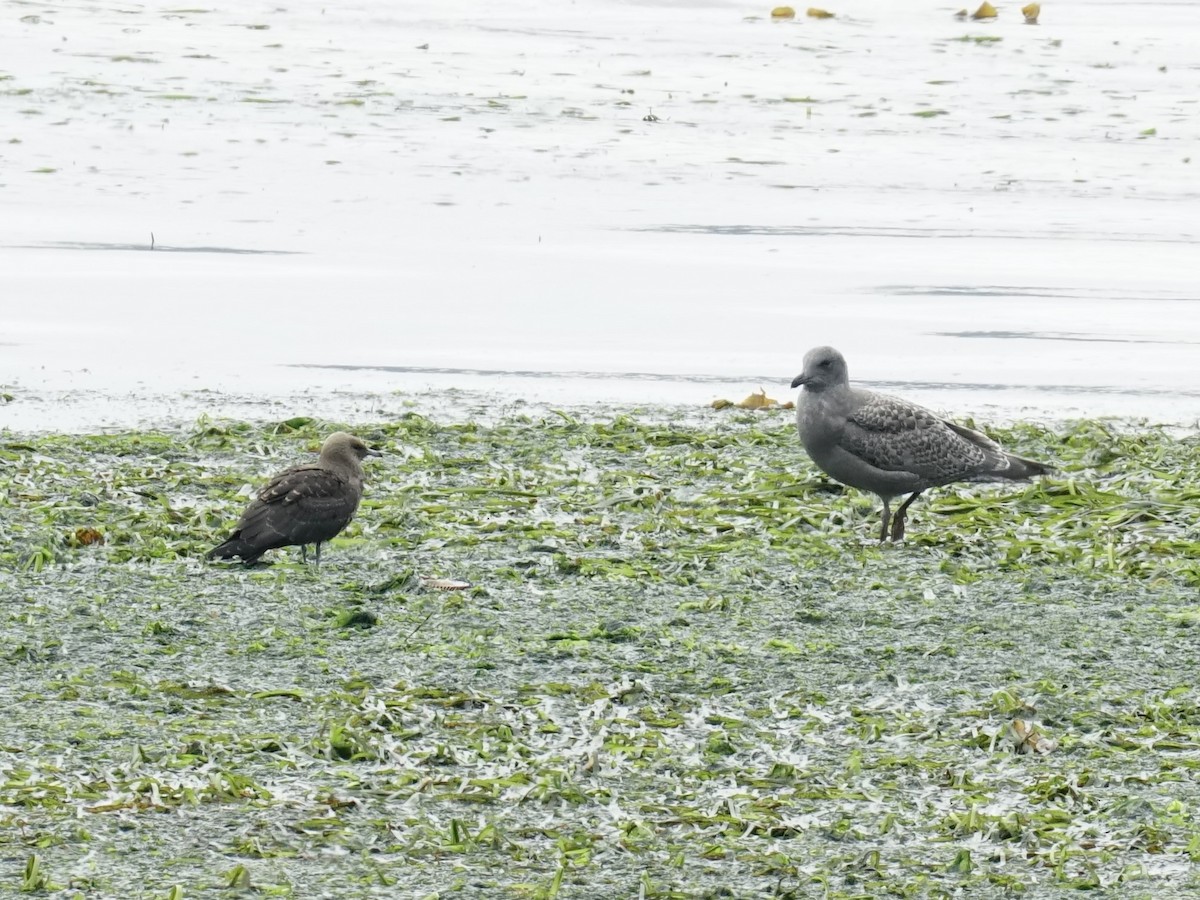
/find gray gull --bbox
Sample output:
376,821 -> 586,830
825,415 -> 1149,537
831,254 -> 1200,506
207,431 -> 382,566
791,346 -> 1051,541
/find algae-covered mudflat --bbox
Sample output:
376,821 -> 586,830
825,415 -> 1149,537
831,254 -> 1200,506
2,412 -> 1199,898
5,0 -> 1200,894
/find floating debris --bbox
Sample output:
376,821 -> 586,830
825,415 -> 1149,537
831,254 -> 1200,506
420,576 -> 472,592
335,609 -> 378,629
1010,718 -> 1057,754
1022,3 -> 1040,24
71,526 -> 105,547
972,2 -> 998,19
738,388 -> 778,410
806,7 -> 834,18
711,389 -> 794,411
770,6 -> 796,18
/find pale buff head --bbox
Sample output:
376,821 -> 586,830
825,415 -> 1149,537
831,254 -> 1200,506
319,432 -> 383,470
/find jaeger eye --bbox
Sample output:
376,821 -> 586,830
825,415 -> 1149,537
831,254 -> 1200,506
819,359 -> 831,368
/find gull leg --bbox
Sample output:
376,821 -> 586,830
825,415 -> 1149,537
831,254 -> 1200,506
891,491 -> 924,541
878,498 -> 891,543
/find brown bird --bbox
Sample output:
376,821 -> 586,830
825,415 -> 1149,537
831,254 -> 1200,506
207,432 -> 382,566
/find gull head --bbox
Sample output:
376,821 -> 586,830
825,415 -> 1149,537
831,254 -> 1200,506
791,346 -> 849,392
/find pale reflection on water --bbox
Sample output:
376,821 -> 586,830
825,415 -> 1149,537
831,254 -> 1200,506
1,0 -> 1198,429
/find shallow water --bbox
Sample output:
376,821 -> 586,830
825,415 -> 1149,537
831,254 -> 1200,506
2,0 -> 1199,430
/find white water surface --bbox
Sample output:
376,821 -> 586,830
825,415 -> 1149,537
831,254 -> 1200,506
2,0 -> 1199,431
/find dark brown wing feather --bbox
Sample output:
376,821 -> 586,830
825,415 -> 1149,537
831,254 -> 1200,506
208,464 -> 362,562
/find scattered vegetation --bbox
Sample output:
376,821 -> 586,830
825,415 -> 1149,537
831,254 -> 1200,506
953,34 -> 1004,44
2,412 -> 1199,896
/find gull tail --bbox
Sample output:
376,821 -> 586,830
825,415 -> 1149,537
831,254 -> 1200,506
998,451 -> 1054,480
944,421 -> 1053,481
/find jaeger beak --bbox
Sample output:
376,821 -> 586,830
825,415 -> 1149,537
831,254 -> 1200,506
366,447 -> 384,458
790,373 -> 810,389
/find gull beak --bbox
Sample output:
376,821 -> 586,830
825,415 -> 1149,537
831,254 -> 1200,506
790,373 -> 810,389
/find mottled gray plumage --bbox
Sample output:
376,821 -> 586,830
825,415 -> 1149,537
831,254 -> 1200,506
207,432 -> 382,566
791,346 -> 1051,541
